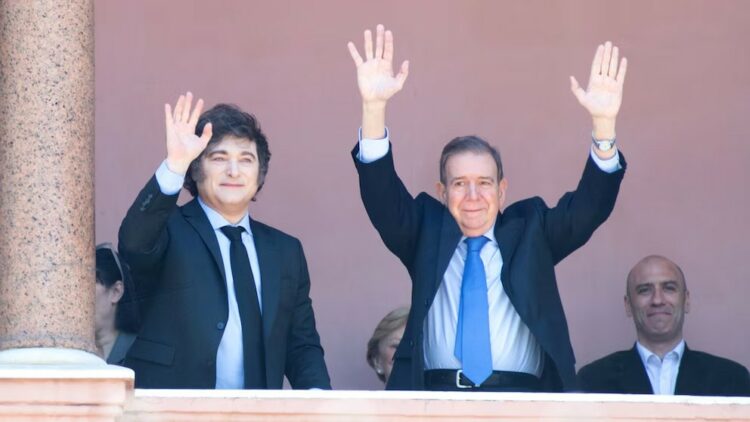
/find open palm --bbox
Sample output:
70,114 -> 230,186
348,25 -> 409,105
570,42 -> 628,120
164,92 -> 213,174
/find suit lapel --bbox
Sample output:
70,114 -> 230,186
250,218 -> 280,343
493,213 -> 525,297
674,345 -> 695,395
182,199 -> 227,287
622,345 -> 654,394
434,209 -> 462,292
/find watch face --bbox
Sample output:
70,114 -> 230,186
595,140 -> 613,152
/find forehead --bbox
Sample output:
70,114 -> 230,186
205,135 -> 256,154
444,151 -> 498,180
629,259 -> 685,289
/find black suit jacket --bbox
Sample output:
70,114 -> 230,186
118,176 -> 330,389
353,145 -> 625,391
578,345 -> 750,396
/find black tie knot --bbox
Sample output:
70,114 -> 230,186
221,225 -> 246,242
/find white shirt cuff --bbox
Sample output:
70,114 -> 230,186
589,146 -> 622,174
357,127 -> 390,163
155,160 -> 185,195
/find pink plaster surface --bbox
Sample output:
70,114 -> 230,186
0,1 -> 96,352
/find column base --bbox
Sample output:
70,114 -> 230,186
0,348 -> 133,421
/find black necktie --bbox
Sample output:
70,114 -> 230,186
220,225 -> 266,389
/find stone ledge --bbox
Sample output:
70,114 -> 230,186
123,389 -> 750,421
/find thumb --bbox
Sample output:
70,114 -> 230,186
200,122 -> 213,144
569,76 -> 586,105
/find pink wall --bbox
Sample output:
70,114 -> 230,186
94,0 -> 750,389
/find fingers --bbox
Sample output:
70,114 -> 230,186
589,44 -> 604,80
172,94 -> 185,121
188,98 -> 204,127
383,29 -> 394,63
608,46 -> 619,78
374,24 -> 384,60
180,92 -> 193,122
199,122 -> 213,143
569,76 -> 586,105
364,29 -> 373,60
396,60 -> 410,89
165,103 -> 174,128
347,42 -> 364,66
601,41 -> 612,77
616,57 -> 628,86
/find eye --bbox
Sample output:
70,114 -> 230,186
453,180 -> 466,187
211,155 -> 226,162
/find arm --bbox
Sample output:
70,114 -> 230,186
570,41 -> 628,160
348,26 -> 422,266
118,93 -> 213,271
284,239 -> 331,389
347,24 -> 409,140
542,42 -> 629,261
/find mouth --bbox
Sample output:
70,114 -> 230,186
647,311 -> 672,318
220,183 -> 245,188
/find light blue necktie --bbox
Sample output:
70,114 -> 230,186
454,236 -> 492,385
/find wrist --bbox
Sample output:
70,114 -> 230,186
592,117 -> 616,140
165,158 -> 189,176
362,101 -> 387,113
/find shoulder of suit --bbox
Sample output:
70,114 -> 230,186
686,349 -> 750,374
579,350 -> 633,373
250,219 -> 300,244
503,196 -> 548,218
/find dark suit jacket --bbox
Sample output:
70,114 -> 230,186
578,345 -> 750,396
353,145 -> 625,391
118,176 -> 330,389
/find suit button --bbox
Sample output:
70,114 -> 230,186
216,322 -> 225,330
424,299 -> 429,307
409,340 -> 414,348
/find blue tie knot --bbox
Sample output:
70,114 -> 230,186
465,236 -> 489,253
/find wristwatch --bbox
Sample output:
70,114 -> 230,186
592,132 -> 616,152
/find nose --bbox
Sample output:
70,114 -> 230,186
226,160 -> 239,177
651,287 -> 665,305
467,182 -> 479,199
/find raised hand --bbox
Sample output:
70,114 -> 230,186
570,42 -> 627,139
164,92 -> 213,175
347,24 -> 409,107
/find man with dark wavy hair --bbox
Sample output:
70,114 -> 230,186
119,93 -> 330,390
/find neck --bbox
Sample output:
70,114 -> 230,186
95,325 -> 120,360
198,197 -> 248,225
638,335 -> 683,359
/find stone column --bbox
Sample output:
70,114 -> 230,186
0,0 -> 95,354
0,1 -> 132,419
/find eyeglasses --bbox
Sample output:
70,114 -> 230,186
96,242 -> 124,282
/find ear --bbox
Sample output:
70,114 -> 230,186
436,182 -> 447,204
684,289 -> 691,314
109,280 -> 125,305
624,295 -> 633,318
497,178 -> 509,209
370,356 -> 383,374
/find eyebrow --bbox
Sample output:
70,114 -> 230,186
206,149 -> 256,158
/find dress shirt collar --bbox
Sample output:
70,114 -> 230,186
197,196 -> 252,236
636,339 -> 685,364
459,223 -> 498,247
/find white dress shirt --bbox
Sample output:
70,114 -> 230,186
636,340 -> 685,395
155,160 -> 263,389
357,129 -> 621,375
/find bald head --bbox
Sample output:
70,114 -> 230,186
626,255 -> 687,297
624,255 -> 690,353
